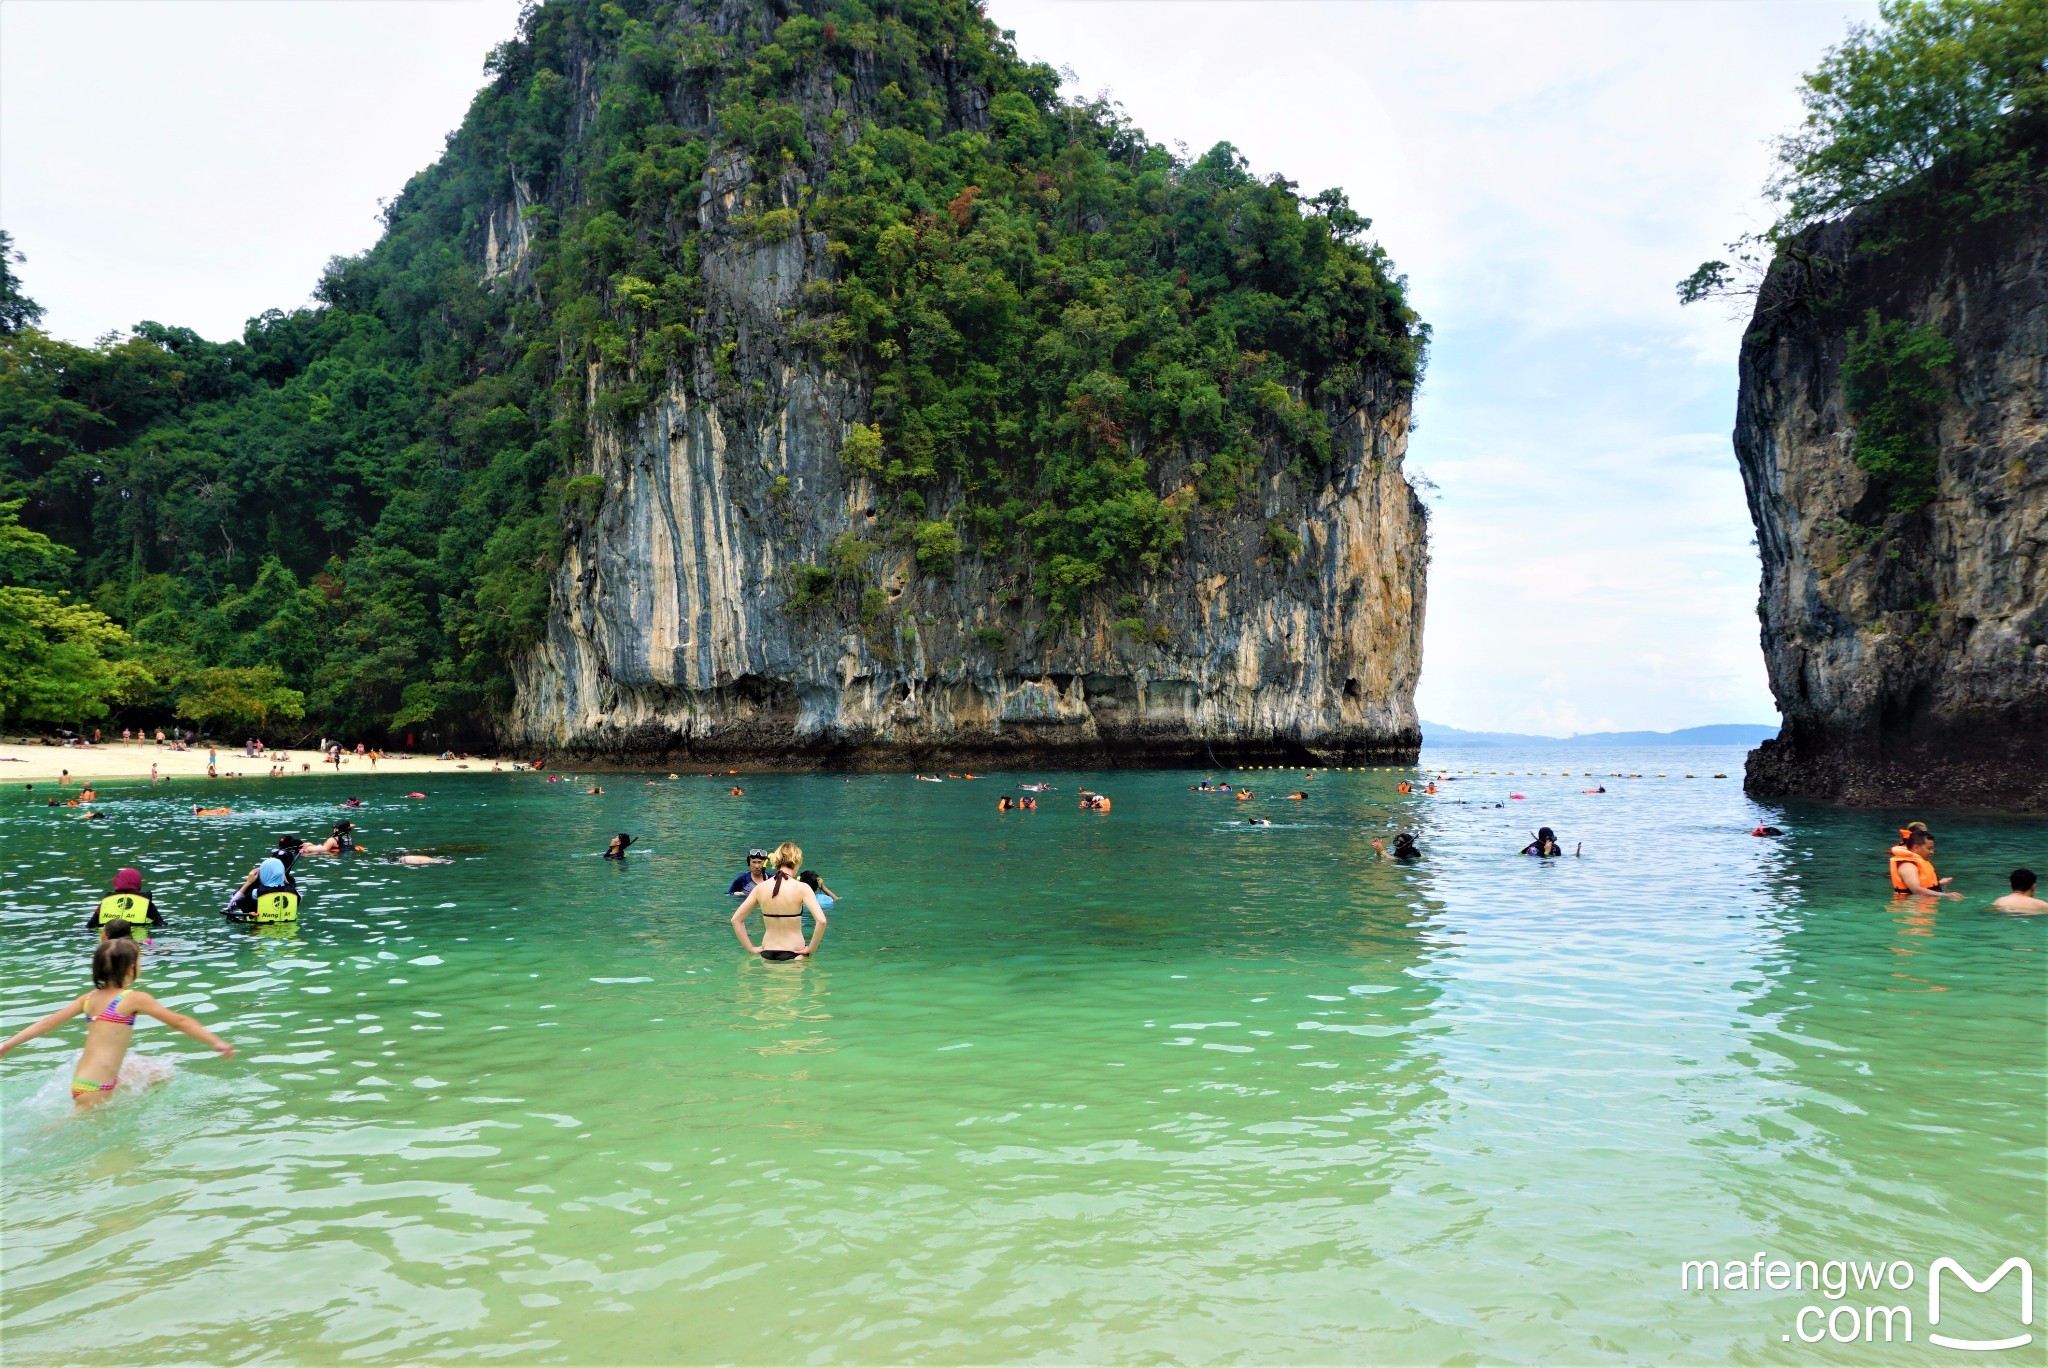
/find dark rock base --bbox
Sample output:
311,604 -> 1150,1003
532,731 -> 1421,773
1746,731 -> 2048,812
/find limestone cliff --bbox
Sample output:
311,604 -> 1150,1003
1735,185 -> 2047,809
491,2 -> 1428,767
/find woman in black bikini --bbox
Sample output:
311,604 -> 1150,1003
730,841 -> 826,962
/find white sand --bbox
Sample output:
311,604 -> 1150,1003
0,740 -> 516,784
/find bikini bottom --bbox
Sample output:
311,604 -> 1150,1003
759,949 -> 802,962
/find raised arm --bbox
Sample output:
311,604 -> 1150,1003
730,886 -> 763,953
802,887 -> 827,956
128,991 -> 233,1057
0,997 -> 86,1057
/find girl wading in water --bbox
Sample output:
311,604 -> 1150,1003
731,842 -> 827,962
0,929 -> 233,1104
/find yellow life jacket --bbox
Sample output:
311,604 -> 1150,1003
251,889 -> 300,923
95,892 -> 147,926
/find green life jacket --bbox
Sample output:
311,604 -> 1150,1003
251,889 -> 300,923
95,892 -> 148,926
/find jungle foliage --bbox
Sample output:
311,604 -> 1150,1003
0,0 -> 1422,734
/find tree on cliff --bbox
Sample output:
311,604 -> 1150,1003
1679,0 -> 2047,304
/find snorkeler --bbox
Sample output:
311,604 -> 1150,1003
314,821 -> 362,855
1521,828 -> 1567,858
1246,816 -> 1272,826
1888,823 -> 1957,898
729,848 -> 769,896
997,796 -> 1014,812
85,868 -> 165,935
731,841 -> 826,962
1991,869 -> 2048,914
603,833 -> 635,860
228,857 -> 296,918
0,935 -> 233,1105
1372,833 -> 1422,861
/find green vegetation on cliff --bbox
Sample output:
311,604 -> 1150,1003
1679,0 -> 2046,304
0,0 -> 1421,737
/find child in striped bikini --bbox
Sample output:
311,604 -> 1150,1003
0,928 -> 233,1105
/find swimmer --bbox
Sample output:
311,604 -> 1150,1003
192,805 -> 231,816
668,773 -> 680,780
1234,789 -> 1253,802
1284,791 -> 1308,800
732,841 -> 826,962
728,786 -> 744,797
1396,781 -> 1413,794
798,869 -> 838,902
603,833 -> 635,860
1246,816 -> 1273,826
1888,823 -> 1956,898
404,791 -> 426,799
228,856 -> 296,918
1991,868 -> 2048,914
1521,827 -> 1566,858
315,821 -> 362,855
1372,833 -> 1422,861
341,797 -> 363,808
1423,783 -> 1438,794
1583,786 -> 1607,794
0,936 -> 232,1106
729,848 -> 770,896
1078,790 -> 1112,811
97,916 -> 137,943
997,796 -> 1014,812
588,786 -> 605,795
80,810 -> 107,821
86,868 -> 165,935
917,774 -> 944,783
1021,796 -> 1037,810
1751,824 -> 1783,837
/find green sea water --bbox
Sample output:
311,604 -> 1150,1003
1,749 -> 2042,1364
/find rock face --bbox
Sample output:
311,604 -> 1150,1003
501,19 -> 1428,769
1734,188 -> 2047,809
508,236 -> 1427,766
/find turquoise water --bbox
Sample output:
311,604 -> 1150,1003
1,748 -> 2041,1363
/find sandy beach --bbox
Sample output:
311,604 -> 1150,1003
0,740 -> 511,784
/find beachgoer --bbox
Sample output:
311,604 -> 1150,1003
728,848 -> 770,896
317,822 -> 360,855
85,868 -> 165,934
731,842 -> 826,961
587,786 -> 605,795
1372,834 -> 1422,861
798,869 -> 838,902
1234,789 -> 1252,802
1247,816 -> 1272,826
1284,791 -> 1308,800
1888,823 -> 1956,897
1521,827 -> 1565,858
1990,868 -> 2048,914
1021,796 -> 1037,810
997,796 -> 1014,812
229,856 -> 296,919
603,833 -> 635,860
728,786 -> 743,797
1583,786 -> 1606,794
0,936 -> 232,1105
390,854 -> 449,866
1396,781 -> 1413,794
1751,824 -> 1783,837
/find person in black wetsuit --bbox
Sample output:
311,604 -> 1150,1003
603,833 -> 635,860
1372,833 -> 1421,861
1521,827 -> 1565,857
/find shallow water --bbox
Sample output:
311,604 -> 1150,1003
2,748 -> 2041,1364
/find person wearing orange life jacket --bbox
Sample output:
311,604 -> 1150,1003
1889,823 -> 1957,898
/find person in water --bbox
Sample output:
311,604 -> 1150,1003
1888,823 -> 1956,897
997,796 -> 1014,812
229,857 -> 295,918
0,935 -> 233,1105
1521,827 -> 1566,858
729,848 -> 770,896
799,869 -> 838,902
1372,833 -> 1422,861
731,842 -> 827,961
1284,791 -> 1308,800
1991,868 -> 2048,914
315,821 -> 361,855
603,833 -> 635,860
85,868 -> 165,935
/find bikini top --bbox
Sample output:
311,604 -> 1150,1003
89,990 -> 136,1025
762,870 -> 804,917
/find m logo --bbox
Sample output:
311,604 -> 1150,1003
1928,1257 -> 2033,1352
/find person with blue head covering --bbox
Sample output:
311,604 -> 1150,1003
228,849 -> 299,920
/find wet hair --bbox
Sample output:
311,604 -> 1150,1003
2013,868 -> 2037,893
769,840 -> 802,871
799,870 -> 821,890
93,936 -> 140,989
100,918 -> 134,942
1392,833 -> 1420,858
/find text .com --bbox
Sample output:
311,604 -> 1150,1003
1680,1254 -> 2034,1350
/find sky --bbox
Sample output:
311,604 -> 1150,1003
0,0 -> 1876,734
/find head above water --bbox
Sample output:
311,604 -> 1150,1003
257,857 -> 288,887
1393,833 -> 1420,857
747,848 -> 769,867
93,936 -> 140,989
99,917 -> 134,943
2013,868 -> 2037,894
770,841 -> 802,872
334,820 -> 353,834
1536,827 -> 1557,844
112,867 -> 142,894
